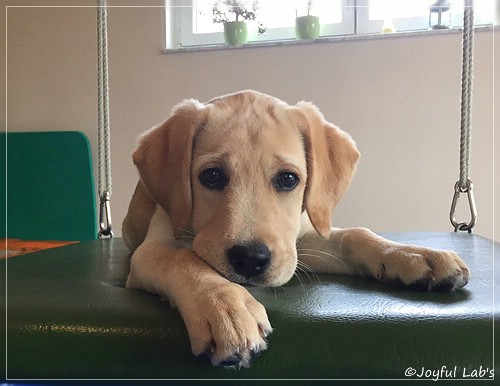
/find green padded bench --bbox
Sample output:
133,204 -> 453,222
2,232 -> 497,381
1,131 -> 97,242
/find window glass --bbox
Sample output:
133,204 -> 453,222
165,0 -> 494,50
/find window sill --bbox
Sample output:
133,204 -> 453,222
163,25 -> 495,54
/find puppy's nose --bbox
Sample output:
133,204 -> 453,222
227,243 -> 271,279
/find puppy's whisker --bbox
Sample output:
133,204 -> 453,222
176,236 -> 196,244
174,231 -> 198,250
298,252 -> 348,271
176,233 -> 195,239
297,260 -> 314,275
293,271 -> 305,288
296,262 -> 311,276
297,261 -> 320,283
176,228 -> 197,237
297,252 -> 329,266
295,267 -> 310,285
297,251 -> 328,263
297,248 -> 337,259
296,261 -> 320,284
175,228 -> 210,243
297,248 -> 346,266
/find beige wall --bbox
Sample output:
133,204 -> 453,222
3,1 -> 498,241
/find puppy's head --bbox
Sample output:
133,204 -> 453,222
133,90 -> 359,286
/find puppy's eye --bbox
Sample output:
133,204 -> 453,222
273,172 -> 299,192
199,168 -> 228,190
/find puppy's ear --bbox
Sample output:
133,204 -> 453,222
295,102 -> 360,239
133,99 -> 207,236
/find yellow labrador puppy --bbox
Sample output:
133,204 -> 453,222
123,90 -> 469,368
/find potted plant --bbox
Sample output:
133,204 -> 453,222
212,0 -> 266,45
295,0 -> 320,40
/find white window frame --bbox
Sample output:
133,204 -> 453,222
356,0 -> 494,35
166,0 -> 356,49
165,0 -> 495,50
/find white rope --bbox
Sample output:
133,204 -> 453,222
450,0 -> 477,233
97,0 -> 113,238
459,0 -> 474,190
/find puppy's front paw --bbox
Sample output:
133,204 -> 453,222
379,246 -> 470,291
181,283 -> 272,368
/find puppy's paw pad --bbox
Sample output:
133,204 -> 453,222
219,353 -> 243,368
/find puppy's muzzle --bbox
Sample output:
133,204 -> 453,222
227,242 -> 271,279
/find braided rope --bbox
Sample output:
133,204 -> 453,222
97,0 -> 113,237
450,0 -> 477,233
97,0 -> 112,196
458,0 -> 474,190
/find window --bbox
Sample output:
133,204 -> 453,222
356,0 -> 495,34
166,0 -> 355,48
165,0 -> 495,50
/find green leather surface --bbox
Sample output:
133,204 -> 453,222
1,131 -> 97,241
2,233 -> 498,381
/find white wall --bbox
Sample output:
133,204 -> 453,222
3,1 -> 498,241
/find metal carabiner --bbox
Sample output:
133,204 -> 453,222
450,179 -> 477,233
98,191 -> 114,238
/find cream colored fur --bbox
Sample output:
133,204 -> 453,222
123,90 -> 469,368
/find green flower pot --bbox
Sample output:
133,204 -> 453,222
295,15 -> 320,40
224,21 -> 248,45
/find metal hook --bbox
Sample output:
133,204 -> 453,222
450,179 -> 477,233
98,191 -> 113,238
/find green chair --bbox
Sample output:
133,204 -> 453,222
1,131 -> 97,241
